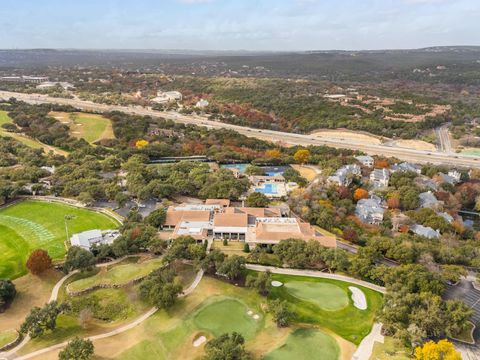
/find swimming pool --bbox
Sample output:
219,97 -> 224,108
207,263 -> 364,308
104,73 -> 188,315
255,183 -> 278,194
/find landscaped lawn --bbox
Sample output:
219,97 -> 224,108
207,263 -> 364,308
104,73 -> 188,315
370,336 -> 411,360
0,329 -> 18,348
193,297 -> 261,339
68,257 -> 164,292
269,274 -> 383,345
284,281 -> 349,311
0,200 -> 120,279
50,111 -> 113,144
264,328 -> 340,360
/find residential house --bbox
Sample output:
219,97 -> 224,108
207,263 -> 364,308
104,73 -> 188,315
411,224 -> 440,239
419,191 -> 443,210
152,90 -> 183,104
327,164 -> 361,187
355,155 -> 374,167
195,99 -> 209,108
370,168 -> 390,188
355,197 -> 385,225
391,162 -> 422,174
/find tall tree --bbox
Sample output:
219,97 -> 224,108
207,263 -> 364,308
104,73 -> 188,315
59,337 -> 94,360
26,249 -> 52,275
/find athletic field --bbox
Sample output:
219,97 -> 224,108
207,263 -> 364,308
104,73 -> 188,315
0,200 -> 119,280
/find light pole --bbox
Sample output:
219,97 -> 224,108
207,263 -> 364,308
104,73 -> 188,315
64,215 -> 75,243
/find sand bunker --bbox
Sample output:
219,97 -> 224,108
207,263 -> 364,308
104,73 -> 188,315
349,286 -> 367,310
253,314 -> 260,320
271,281 -> 283,287
193,335 -> 207,347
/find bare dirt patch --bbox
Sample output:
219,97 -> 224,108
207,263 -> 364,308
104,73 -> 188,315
291,165 -> 318,182
311,130 -> 384,145
0,269 -> 63,332
394,139 -> 436,151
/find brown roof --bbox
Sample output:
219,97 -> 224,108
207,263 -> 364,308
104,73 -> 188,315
225,207 -> 282,218
247,220 -> 336,248
205,199 -> 231,207
213,213 -> 248,227
164,209 -> 211,226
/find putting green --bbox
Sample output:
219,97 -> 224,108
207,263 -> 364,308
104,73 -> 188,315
284,281 -> 349,311
0,200 -> 119,280
264,328 -> 340,360
68,258 -> 164,292
193,298 -> 260,339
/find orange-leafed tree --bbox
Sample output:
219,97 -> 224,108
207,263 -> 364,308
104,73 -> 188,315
374,159 -> 389,169
387,196 -> 400,209
26,249 -> 52,275
353,188 -> 369,201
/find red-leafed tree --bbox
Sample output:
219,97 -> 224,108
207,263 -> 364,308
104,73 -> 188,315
342,228 -> 359,243
26,249 -> 52,275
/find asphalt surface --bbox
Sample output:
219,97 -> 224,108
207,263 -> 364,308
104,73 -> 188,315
1,91 -> 480,168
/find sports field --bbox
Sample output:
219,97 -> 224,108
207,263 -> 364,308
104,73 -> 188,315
49,112 -> 114,144
264,328 -> 340,360
0,200 -> 119,280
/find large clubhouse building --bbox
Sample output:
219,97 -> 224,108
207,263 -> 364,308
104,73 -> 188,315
162,199 -> 336,248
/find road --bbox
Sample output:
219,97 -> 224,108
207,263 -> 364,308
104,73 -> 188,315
1,91 -> 479,168
435,123 -> 453,153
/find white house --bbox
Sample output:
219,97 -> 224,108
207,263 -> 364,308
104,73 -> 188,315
70,229 -> 120,251
355,155 -> 374,167
195,99 -> 209,108
152,90 -> 183,104
355,197 -> 385,225
370,168 -> 390,188
327,164 -> 361,187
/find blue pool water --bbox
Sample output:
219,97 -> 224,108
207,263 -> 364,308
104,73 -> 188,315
255,183 -> 278,194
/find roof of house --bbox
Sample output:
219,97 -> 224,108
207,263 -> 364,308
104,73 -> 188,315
411,224 -> 440,239
355,155 -> 374,162
205,199 -> 231,207
247,218 -> 335,247
225,207 -> 282,218
164,209 -> 211,226
419,191 -> 439,208
214,213 -> 248,228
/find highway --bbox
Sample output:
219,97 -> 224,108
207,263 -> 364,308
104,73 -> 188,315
1,90 -> 479,168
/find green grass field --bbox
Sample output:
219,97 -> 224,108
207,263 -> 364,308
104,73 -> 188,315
50,112 -> 113,144
0,200 -> 119,280
68,257 -> 164,292
269,274 -> 383,345
193,298 -> 261,339
0,329 -> 17,348
264,328 -> 340,360
284,281 -> 349,311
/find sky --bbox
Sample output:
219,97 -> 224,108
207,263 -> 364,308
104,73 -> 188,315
0,0 -> 479,51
